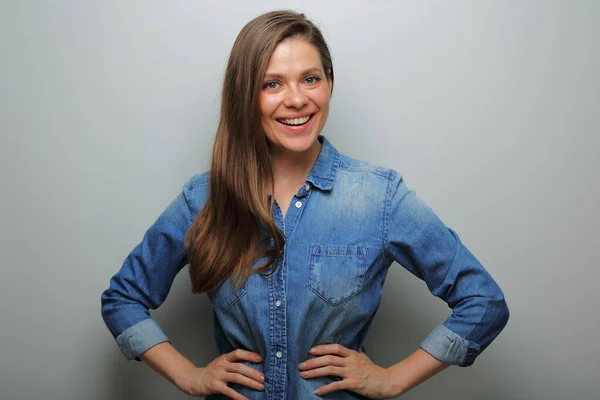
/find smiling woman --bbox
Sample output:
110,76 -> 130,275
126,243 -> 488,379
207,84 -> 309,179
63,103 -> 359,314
260,43 -> 332,155
100,10 -> 509,400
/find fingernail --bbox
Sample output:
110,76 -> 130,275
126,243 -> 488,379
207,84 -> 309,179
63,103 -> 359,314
260,375 -> 265,382
297,362 -> 305,369
309,347 -> 317,353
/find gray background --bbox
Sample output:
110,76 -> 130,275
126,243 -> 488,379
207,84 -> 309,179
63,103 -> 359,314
1,1 -> 598,399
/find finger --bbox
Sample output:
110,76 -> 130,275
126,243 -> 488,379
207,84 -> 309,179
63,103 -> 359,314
309,344 -> 353,357
226,349 -> 263,363
226,362 -> 265,385
298,354 -> 346,370
314,380 -> 350,396
225,372 -> 265,392
300,365 -> 345,379
215,382 -> 249,400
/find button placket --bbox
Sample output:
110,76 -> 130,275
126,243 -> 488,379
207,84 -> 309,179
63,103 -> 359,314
268,184 -> 312,398
267,202 -> 288,399
263,199 -> 287,399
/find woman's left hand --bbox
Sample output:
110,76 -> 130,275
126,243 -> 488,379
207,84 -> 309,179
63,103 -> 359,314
298,344 -> 397,399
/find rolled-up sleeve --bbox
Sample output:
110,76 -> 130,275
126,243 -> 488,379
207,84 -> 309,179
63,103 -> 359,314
101,190 -> 194,361
383,170 -> 509,367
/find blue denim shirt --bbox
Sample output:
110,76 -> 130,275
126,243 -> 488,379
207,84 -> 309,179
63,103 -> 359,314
101,136 -> 509,399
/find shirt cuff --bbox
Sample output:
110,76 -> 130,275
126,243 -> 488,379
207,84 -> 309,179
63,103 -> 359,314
115,318 -> 170,361
419,324 -> 480,367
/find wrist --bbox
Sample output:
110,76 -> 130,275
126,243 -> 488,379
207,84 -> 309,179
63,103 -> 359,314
386,365 -> 407,398
175,366 -> 201,396
386,348 -> 450,397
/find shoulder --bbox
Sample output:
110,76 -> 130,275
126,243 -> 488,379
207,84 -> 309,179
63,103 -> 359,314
183,171 -> 210,191
336,151 -> 399,186
181,171 -> 210,216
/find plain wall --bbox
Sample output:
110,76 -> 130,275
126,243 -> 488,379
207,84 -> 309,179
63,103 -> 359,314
1,1 -> 599,399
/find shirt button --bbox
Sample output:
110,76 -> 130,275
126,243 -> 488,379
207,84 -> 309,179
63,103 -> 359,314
275,300 -> 281,307
276,351 -> 282,358
304,184 -> 311,190
295,201 -> 302,208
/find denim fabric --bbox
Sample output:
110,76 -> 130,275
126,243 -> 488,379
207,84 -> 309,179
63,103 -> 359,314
101,136 -> 509,399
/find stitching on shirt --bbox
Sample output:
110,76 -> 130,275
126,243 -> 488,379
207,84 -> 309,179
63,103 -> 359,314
185,173 -> 209,190
382,171 -> 395,262
309,247 -> 368,257
337,163 -> 391,177
327,150 -> 340,180
309,253 -> 363,257
210,288 -> 248,311
181,173 -> 209,221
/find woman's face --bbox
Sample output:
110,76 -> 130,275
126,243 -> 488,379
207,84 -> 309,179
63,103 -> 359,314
259,38 -> 332,156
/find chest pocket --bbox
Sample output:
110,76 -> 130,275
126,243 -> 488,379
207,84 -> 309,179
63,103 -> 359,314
307,245 -> 369,306
207,278 -> 247,311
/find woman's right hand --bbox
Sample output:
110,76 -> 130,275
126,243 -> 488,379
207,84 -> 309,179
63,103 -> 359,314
185,349 -> 265,399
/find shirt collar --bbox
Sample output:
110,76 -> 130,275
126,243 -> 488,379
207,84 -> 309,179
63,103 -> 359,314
305,135 -> 340,192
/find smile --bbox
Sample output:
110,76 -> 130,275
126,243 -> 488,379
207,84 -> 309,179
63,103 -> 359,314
276,114 -> 315,126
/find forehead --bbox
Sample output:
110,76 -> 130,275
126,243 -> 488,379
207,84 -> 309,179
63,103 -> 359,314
265,39 -> 323,73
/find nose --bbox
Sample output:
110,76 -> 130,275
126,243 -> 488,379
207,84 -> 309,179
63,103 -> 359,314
283,84 -> 308,109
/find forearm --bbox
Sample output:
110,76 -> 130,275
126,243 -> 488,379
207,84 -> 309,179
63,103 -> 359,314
139,341 -> 198,395
387,348 -> 449,397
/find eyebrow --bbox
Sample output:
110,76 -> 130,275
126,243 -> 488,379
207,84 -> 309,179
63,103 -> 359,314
263,67 -> 323,80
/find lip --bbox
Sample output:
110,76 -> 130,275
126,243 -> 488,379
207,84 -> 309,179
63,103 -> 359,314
275,112 -> 315,120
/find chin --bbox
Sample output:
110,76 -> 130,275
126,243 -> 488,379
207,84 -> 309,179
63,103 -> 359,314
265,120 -> 322,153
272,133 -> 320,154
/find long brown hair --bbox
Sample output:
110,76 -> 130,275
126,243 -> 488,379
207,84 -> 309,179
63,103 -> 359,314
185,10 -> 334,293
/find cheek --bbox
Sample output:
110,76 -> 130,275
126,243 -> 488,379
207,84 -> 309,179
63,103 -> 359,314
259,94 -> 280,118
313,88 -> 331,111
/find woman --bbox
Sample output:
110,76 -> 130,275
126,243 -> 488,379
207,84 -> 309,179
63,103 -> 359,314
101,10 -> 509,399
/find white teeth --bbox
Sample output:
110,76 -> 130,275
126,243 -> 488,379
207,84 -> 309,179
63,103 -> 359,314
278,115 -> 311,126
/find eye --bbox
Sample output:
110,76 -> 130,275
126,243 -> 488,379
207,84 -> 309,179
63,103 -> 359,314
305,76 -> 321,85
264,81 -> 280,89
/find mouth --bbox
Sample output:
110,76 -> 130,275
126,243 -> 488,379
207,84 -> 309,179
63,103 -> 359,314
276,113 -> 315,126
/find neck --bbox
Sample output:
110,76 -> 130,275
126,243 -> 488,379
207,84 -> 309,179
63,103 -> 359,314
269,139 -> 322,187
